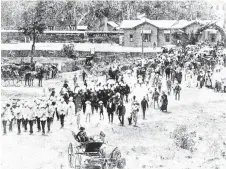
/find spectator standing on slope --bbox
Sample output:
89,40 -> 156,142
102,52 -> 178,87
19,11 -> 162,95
141,96 -> 149,120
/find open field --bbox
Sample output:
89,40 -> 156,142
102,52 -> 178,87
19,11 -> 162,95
1,71 -> 226,169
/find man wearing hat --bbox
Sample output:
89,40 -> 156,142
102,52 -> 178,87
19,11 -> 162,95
116,101 -> 126,126
141,96 -> 149,120
63,79 -> 69,89
152,88 -> 160,109
58,98 -> 67,128
23,103 -> 29,132
174,82 -> 182,101
35,100 -> 42,132
47,102 -> 55,132
82,70 -> 87,82
76,127 -> 89,142
106,98 -> 116,124
28,103 -> 35,135
131,96 -> 140,127
40,104 -> 47,135
85,100 -> 92,122
14,103 -> 23,134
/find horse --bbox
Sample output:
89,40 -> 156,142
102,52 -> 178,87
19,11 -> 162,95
24,68 -> 44,87
24,71 -> 37,87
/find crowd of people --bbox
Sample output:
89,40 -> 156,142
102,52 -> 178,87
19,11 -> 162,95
1,44 -> 226,135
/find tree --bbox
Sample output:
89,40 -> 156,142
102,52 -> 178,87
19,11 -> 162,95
61,44 -> 76,58
195,22 -> 226,46
172,32 -> 190,53
18,1 -> 46,63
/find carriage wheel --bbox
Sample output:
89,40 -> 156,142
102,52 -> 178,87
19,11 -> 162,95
116,158 -> 126,169
74,154 -> 82,169
68,143 -> 74,168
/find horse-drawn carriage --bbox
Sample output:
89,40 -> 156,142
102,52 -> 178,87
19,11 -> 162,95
68,131 -> 126,169
1,63 -> 26,86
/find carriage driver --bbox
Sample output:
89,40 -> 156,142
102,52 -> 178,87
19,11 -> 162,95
76,127 -> 90,142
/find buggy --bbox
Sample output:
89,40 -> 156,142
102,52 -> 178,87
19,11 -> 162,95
68,131 -> 126,169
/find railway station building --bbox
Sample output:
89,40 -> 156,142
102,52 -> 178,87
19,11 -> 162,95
120,18 -> 225,47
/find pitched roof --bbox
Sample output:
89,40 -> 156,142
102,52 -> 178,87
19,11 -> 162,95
120,18 -> 179,29
107,21 -> 119,28
146,19 -> 177,29
120,20 -> 144,29
171,20 -> 197,29
120,18 -> 222,30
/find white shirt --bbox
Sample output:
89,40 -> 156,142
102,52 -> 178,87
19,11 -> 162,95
85,102 -> 92,113
67,101 -> 75,116
48,105 -> 55,118
14,107 -> 22,119
58,102 -> 67,115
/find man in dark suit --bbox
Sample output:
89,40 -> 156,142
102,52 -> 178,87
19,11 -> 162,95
117,101 -> 126,126
141,96 -> 149,120
106,98 -> 116,124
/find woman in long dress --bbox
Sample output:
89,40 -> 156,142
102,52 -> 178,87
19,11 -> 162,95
67,97 -> 75,125
160,91 -> 168,112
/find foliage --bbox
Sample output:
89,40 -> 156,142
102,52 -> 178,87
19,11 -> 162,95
61,44 -> 76,58
172,32 -> 190,51
1,1 -> 217,31
94,36 -> 109,43
17,1 -> 46,63
171,125 -> 196,152
195,23 -> 226,46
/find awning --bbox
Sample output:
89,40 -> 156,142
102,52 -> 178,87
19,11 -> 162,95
164,30 -> 170,34
142,30 -> 152,34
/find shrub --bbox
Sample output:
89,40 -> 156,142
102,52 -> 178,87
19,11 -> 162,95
171,125 -> 196,152
60,44 -> 76,58
94,36 -> 109,43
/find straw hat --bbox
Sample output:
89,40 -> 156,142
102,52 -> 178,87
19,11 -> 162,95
79,127 -> 85,131
86,100 -> 91,104
69,97 -> 73,101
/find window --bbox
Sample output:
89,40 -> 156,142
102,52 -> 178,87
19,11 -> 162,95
143,34 -> 151,42
211,34 -> 216,42
130,34 -> 133,42
165,34 -> 170,42
48,26 -> 54,30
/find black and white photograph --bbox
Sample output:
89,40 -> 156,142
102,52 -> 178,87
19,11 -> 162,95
1,0 -> 226,168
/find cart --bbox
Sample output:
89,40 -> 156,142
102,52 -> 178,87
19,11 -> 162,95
68,131 -> 126,169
